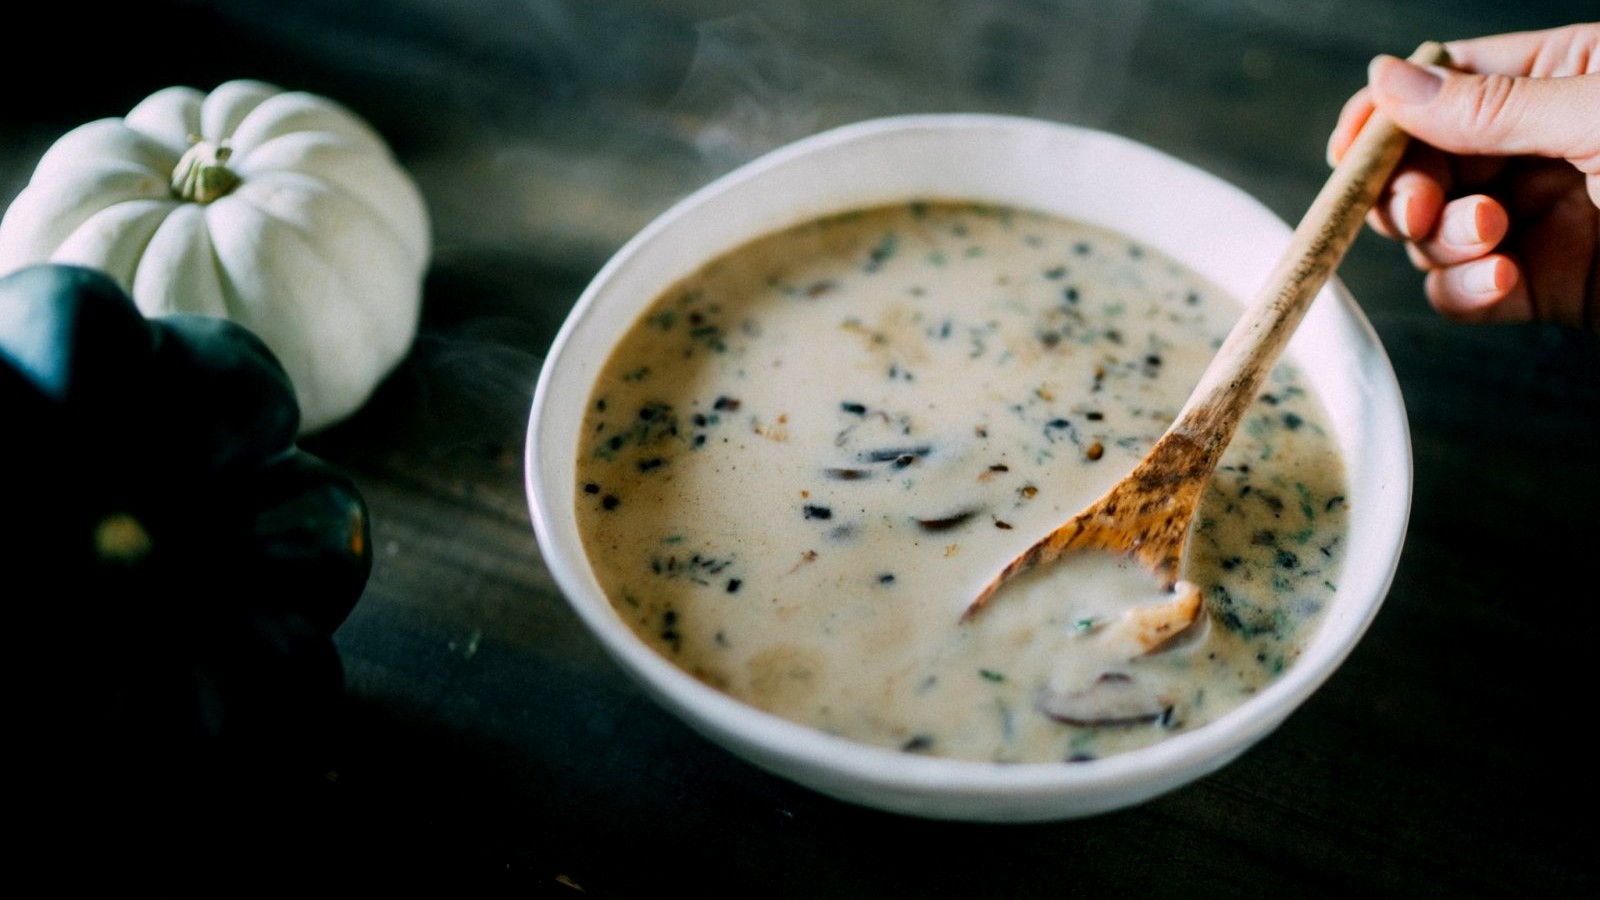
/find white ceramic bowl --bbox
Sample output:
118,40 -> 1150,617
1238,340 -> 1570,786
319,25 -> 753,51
524,113 -> 1411,822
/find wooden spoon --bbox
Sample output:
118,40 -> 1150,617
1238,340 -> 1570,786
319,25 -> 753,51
962,41 -> 1450,651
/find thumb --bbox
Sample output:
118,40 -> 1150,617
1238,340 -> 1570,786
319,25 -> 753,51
1368,55 -> 1600,165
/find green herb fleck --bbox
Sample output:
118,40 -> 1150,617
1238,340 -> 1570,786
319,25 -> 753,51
865,233 -> 899,272
1295,482 -> 1316,523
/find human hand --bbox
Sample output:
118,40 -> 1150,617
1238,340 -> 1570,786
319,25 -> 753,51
1326,23 -> 1600,329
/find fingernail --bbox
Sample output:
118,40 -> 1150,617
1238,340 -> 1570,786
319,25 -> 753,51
1389,189 -> 1415,239
1454,257 -> 1506,299
1371,56 -> 1443,105
1441,199 -> 1485,246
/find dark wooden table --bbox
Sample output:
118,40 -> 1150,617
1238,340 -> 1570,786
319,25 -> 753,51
6,2 -> 1593,894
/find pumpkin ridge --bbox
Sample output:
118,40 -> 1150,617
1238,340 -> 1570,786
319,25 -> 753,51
225,179 -> 412,400
199,79 -> 279,147
122,85 -> 206,156
0,166 -> 170,273
206,193 -> 386,429
227,91 -> 382,159
60,199 -> 180,294
133,205 -> 226,319
223,173 -> 346,273
31,120 -> 179,185
233,131 -> 428,263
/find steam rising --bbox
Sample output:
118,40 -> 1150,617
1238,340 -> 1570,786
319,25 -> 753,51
667,15 -> 889,172
386,2 -> 1172,438
665,3 -> 1151,174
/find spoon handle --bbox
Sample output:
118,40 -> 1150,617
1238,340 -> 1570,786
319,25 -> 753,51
1170,40 -> 1451,445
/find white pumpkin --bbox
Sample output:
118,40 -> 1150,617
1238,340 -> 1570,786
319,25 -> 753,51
0,79 -> 431,433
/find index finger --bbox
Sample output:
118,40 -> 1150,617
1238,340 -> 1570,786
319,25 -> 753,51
1443,23 -> 1600,77
1326,86 -> 1376,165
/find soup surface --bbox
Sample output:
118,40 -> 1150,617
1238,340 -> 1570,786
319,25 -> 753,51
574,201 -> 1348,763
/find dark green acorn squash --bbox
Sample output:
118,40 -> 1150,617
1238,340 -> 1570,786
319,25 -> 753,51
0,263 -> 371,791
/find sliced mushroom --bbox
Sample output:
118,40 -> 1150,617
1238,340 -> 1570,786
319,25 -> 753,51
915,508 -> 980,532
1035,672 -> 1173,727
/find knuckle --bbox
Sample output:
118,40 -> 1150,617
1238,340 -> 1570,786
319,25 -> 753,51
1550,23 -> 1600,76
1461,74 -> 1523,141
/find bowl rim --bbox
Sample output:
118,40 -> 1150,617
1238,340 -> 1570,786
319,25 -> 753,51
526,112 -> 1413,812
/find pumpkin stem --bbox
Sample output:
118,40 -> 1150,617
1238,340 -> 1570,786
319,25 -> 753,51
171,136 -> 241,204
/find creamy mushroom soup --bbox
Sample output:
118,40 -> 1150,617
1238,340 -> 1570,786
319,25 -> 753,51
573,202 -> 1348,763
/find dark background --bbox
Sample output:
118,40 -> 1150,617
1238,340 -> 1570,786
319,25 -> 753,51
4,1 -> 1594,895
